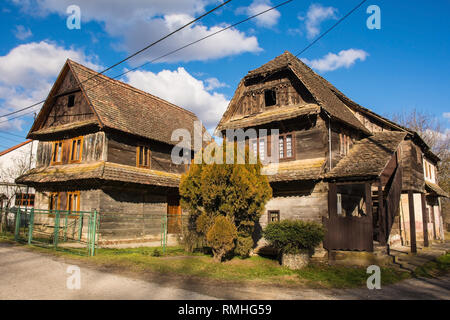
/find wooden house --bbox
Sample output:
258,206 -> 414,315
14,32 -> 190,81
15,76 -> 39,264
16,59 -> 205,243
216,51 -> 448,255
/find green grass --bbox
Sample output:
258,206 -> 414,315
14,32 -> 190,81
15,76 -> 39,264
414,253 -> 450,278
0,234 -> 412,288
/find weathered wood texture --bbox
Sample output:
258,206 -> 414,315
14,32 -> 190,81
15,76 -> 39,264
399,140 -> 425,192
41,69 -> 95,129
326,120 -> 362,170
98,187 -> 168,240
408,191 -> 417,253
36,132 -> 106,168
106,131 -> 186,174
227,70 -> 315,120
323,182 -> 374,251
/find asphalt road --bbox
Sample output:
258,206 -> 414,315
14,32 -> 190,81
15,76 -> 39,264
0,243 -> 449,300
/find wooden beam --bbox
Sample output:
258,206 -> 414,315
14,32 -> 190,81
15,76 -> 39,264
408,191 -> 417,253
328,182 -> 337,218
421,193 -> 429,247
365,182 -> 374,252
430,204 -> 437,240
378,181 -> 386,245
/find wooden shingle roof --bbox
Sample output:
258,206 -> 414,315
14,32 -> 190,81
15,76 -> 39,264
16,161 -> 181,188
325,131 -> 407,180
425,181 -> 448,198
29,60 -> 206,147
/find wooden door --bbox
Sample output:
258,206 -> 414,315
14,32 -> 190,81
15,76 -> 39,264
323,182 -> 374,252
167,195 -> 181,234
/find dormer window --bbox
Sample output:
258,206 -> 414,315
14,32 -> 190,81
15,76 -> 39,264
264,89 -> 276,107
68,94 -> 75,107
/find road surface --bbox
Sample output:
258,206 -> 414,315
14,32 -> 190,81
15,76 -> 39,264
0,243 -> 449,300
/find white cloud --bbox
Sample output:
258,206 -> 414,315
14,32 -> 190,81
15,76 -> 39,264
237,0 -> 281,28
301,3 -> 338,39
205,77 -> 228,91
13,0 -> 261,63
0,41 -> 100,130
444,112 -> 450,119
13,25 -> 32,40
302,49 -> 368,72
124,67 -> 229,129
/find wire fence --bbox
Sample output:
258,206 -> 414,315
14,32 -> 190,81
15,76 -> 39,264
0,207 -> 188,256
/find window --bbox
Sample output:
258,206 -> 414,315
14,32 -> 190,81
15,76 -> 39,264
259,138 -> 266,161
339,133 -> 351,155
279,134 -> 294,160
51,141 -> 63,164
15,193 -> 35,207
264,89 -> 276,107
69,137 -> 83,163
49,192 -> 60,211
250,137 -> 270,161
68,94 -> 75,107
268,210 -> 280,223
252,140 -> 258,159
67,191 -> 80,212
136,145 -> 151,168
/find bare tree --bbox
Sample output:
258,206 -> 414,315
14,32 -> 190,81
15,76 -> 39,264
0,151 -> 34,232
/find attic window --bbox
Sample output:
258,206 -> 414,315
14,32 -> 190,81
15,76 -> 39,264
68,94 -> 75,107
264,89 -> 276,107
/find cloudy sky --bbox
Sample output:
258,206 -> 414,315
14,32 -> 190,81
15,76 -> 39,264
0,0 -> 449,149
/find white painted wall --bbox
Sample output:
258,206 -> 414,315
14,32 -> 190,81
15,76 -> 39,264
0,140 -> 38,208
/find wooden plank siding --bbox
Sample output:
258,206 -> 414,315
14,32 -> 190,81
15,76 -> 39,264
41,69 -> 95,129
35,132 -> 106,168
106,131 -> 186,174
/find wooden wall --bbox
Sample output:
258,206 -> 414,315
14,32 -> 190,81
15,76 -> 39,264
326,119 -> 362,170
230,70 -> 315,119
36,132 -> 106,168
41,69 -> 95,129
106,131 -> 186,174
98,187 -> 167,240
399,139 -> 425,192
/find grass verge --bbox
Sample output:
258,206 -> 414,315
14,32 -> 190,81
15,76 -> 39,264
414,253 -> 450,278
0,234 -> 410,289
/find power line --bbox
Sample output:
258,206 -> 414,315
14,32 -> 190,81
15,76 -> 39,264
294,0 -> 368,57
0,130 -> 26,139
84,0 -> 294,92
0,0 -> 233,119
0,133 -> 24,143
257,0 -> 368,85
0,0 -> 294,126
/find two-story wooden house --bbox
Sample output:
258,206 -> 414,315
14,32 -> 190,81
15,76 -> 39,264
17,59 -> 205,243
216,51 -> 447,255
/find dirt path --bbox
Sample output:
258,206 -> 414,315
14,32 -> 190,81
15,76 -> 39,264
0,243 -> 449,300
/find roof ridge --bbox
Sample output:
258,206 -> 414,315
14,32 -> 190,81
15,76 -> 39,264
67,59 -> 198,119
0,140 -> 33,157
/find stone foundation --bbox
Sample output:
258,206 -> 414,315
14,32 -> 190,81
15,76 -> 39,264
281,253 -> 310,270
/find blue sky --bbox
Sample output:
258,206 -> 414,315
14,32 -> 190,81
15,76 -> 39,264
0,0 -> 449,150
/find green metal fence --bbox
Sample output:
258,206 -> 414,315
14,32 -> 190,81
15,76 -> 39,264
1,207 -> 188,256
1,207 -> 99,256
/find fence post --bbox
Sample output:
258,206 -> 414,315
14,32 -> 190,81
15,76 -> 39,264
14,208 -> 21,241
54,210 -> 60,248
28,207 -> 35,245
90,210 -> 98,256
78,214 -> 83,242
63,212 -> 69,242
163,215 -> 167,253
